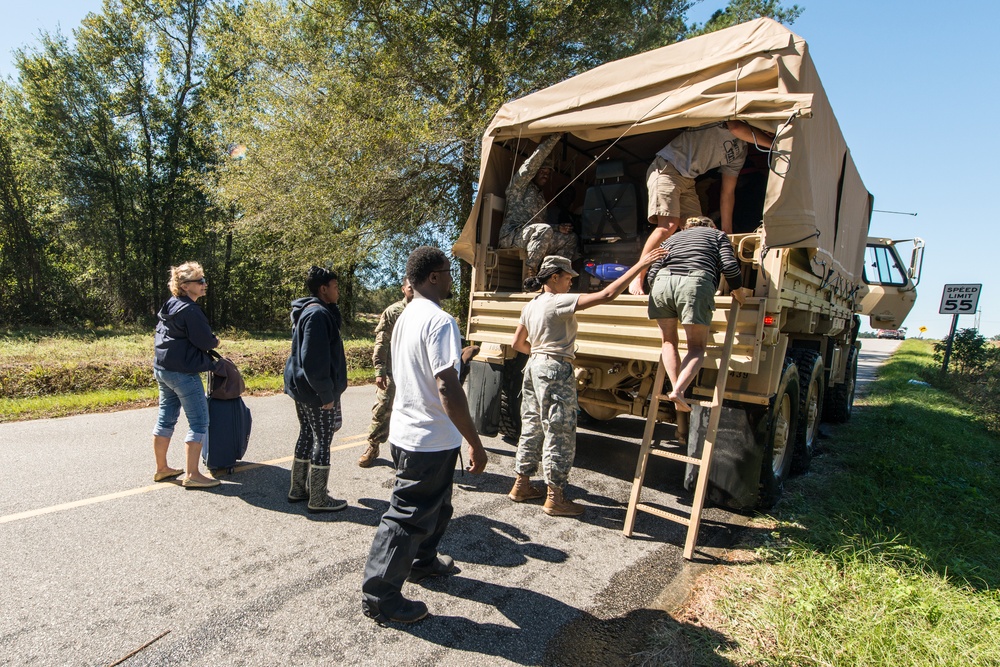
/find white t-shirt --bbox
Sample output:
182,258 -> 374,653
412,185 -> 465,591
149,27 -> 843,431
656,122 -> 747,179
519,292 -> 581,359
388,297 -> 463,452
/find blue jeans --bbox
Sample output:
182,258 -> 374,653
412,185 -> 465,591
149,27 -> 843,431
153,369 -> 209,444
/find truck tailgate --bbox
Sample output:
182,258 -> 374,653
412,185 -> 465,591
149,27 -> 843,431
468,293 -> 766,374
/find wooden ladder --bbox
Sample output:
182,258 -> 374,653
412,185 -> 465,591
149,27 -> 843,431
622,301 -> 741,560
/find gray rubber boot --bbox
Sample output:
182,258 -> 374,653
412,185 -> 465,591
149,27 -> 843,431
288,458 -> 309,502
307,465 -> 347,513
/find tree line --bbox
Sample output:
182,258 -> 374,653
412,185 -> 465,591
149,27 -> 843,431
0,0 -> 800,329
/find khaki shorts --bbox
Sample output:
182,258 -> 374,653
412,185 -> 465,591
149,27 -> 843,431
646,157 -> 702,222
647,270 -> 716,325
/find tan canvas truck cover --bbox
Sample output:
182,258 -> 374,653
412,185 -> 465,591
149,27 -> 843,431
455,18 -> 870,289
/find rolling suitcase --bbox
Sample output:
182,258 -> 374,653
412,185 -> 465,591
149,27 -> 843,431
203,395 -> 252,473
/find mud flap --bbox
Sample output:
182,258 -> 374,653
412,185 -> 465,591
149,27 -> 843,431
685,404 -> 763,511
465,359 -> 503,437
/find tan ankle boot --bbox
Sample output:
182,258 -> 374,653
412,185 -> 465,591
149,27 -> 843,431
357,443 -> 379,468
508,474 -> 545,502
543,485 -> 585,517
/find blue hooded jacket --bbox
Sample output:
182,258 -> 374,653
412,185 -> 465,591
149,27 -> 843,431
284,297 -> 348,406
153,296 -> 219,373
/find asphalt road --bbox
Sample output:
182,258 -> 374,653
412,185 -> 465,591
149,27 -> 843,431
0,339 -> 901,666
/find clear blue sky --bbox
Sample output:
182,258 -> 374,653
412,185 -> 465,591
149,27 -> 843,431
3,0 -> 997,339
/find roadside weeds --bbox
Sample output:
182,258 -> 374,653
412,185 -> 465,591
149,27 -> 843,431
638,340 -> 1000,666
0,328 -> 377,422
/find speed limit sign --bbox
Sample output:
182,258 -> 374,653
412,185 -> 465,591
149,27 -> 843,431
939,284 -> 982,315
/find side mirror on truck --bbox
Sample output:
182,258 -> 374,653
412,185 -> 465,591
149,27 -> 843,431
891,237 -> 925,288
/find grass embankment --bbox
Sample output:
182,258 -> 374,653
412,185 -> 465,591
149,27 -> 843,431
0,323 -> 378,422
641,339 -> 1000,666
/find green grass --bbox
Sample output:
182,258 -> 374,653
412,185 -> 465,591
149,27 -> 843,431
642,340 -> 1000,666
0,368 -> 376,421
0,327 -> 377,421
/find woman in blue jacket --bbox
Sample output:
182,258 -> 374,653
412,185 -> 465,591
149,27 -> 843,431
284,266 -> 349,512
152,261 -> 221,488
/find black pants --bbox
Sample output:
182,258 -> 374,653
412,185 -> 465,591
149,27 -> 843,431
361,444 -> 459,615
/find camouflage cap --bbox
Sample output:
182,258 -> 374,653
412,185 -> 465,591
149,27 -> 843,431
538,255 -> 578,277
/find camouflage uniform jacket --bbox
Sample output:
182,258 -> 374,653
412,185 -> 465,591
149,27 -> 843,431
498,134 -> 561,248
372,298 -> 407,378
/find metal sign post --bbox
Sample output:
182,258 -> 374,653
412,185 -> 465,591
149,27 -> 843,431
938,284 -> 983,374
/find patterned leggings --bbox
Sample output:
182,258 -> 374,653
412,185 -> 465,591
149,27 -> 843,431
293,400 -> 343,466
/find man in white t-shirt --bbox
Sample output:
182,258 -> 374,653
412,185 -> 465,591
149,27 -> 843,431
361,246 -> 488,625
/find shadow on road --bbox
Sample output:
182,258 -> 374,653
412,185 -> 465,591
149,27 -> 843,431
215,464 -> 387,525
384,575 -> 736,667
445,514 -> 568,567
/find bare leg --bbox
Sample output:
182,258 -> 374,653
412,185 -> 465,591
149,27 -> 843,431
153,435 -> 182,479
668,323 -> 711,411
184,441 -> 216,483
628,216 -> 680,295
154,435 -> 171,471
655,318 -> 681,390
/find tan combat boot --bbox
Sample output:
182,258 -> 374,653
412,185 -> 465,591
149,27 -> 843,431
508,474 -> 545,502
543,485 -> 585,517
357,442 -> 379,468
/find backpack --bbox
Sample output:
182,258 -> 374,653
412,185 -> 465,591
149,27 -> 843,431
208,350 -> 246,399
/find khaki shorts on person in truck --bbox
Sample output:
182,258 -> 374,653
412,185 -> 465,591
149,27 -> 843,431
645,157 -> 702,222
647,269 -> 716,325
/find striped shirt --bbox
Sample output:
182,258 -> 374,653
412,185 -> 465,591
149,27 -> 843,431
647,226 -> 743,290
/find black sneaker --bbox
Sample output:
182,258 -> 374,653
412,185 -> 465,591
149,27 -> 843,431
406,555 -> 457,583
362,598 -> 429,624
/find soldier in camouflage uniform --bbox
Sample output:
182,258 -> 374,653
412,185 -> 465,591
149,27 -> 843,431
548,221 -> 580,264
508,249 -> 666,516
358,278 -> 414,468
547,186 -> 581,264
498,134 -> 574,276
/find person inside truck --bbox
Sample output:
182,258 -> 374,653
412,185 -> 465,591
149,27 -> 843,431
497,133 -> 579,276
647,217 -> 749,412
508,248 -> 666,517
628,120 -> 773,295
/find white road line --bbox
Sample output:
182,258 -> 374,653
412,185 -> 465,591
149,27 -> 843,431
0,434 -> 368,525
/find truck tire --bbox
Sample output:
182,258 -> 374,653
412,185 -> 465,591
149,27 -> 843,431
823,346 -> 858,424
465,359 -> 503,437
789,349 -> 824,474
758,356 -> 799,509
498,354 -> 527,440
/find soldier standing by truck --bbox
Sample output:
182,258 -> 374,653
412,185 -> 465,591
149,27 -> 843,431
358,277 -> 414,468
509,249 -> 665,517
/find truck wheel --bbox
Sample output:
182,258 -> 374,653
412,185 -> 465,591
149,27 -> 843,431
466,359 -> 502,437
498,354 -> 527,440
758,356 -> 799,509
789,349 -> 824,474
823,346 -> 858,424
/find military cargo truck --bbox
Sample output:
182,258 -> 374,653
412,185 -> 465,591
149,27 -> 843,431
454,19 -> 924,509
